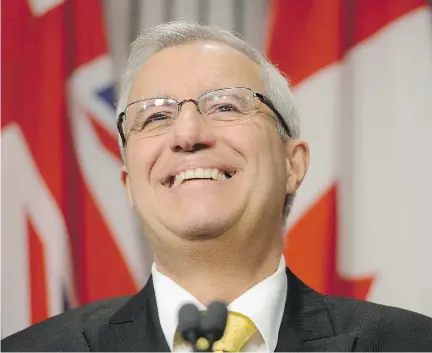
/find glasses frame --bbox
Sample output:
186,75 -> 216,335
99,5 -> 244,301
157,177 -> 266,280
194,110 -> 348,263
116,87 -> 291,146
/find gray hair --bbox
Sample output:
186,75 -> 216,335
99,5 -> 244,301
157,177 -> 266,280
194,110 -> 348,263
116,21 -> 300,222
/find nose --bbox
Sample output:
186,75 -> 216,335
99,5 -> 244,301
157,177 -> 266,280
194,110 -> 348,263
168,101 -> 216,152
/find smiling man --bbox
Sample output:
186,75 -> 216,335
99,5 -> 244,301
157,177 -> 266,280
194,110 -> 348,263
3,21 -> 432,352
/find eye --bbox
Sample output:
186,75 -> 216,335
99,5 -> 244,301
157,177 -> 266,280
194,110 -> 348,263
214,103 -> 241,113
143,112 -> 172,126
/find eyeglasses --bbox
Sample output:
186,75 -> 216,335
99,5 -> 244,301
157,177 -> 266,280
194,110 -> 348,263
117,87 -> 291,146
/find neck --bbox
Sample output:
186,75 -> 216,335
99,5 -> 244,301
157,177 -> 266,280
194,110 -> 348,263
153,230 -> 284,305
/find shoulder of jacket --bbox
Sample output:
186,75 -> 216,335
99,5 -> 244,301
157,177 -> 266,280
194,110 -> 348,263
323,295 -> 432,350
1,295 -> 132,352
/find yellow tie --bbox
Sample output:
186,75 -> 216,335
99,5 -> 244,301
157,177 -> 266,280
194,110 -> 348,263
212,312 -> 257,352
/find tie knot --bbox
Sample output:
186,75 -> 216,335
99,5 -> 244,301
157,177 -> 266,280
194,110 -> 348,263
212,312 -> 257,352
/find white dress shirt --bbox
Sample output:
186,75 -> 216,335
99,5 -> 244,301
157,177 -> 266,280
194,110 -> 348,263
152,256 -> 288,352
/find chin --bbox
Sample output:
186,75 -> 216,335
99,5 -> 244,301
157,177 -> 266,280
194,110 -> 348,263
165,212 -> 237,240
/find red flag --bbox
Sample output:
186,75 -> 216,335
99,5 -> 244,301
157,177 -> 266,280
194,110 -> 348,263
2,0 -> 149,337
267,0 -> 432,317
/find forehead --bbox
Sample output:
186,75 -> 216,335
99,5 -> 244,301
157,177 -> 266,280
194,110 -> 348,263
129,41 -> 263,101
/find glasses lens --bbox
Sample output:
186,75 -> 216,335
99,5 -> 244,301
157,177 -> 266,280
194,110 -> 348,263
125,98 -> 178,137
200,88 -> 254,125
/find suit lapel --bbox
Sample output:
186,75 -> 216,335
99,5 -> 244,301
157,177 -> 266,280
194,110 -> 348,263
275,268 -> 357,352
97,277 -> 170,352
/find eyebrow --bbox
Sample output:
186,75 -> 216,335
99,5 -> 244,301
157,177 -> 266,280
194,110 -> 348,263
142,86 -> 225,101
136,86 -> 241,102
141,93 -> 178,100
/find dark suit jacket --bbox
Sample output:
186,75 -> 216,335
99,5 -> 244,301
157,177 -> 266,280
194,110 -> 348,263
2,267 -> 432,351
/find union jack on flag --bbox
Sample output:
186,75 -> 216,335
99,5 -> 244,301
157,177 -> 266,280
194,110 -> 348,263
1,0 -> 150,338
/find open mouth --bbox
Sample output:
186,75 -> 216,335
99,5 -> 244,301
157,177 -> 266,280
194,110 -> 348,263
162,168 -> 236,188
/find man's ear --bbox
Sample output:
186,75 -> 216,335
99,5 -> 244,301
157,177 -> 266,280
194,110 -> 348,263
121,165 -> 134,206
285,139 -> 309,195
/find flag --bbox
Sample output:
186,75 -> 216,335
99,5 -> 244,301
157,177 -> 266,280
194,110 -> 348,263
267,0 -> 432,316
1,0 -> 151,337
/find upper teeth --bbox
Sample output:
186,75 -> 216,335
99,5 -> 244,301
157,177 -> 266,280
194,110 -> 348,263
172,168 -> 229,187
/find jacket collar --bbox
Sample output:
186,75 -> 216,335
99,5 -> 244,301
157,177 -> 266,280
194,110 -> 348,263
97,267 -> 357,352
274,268 -> 357,352
97,277 -> 170,352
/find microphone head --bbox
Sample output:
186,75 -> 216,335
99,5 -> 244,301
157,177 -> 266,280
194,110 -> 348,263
178,303 -> 201,342
201,301 -> 228,341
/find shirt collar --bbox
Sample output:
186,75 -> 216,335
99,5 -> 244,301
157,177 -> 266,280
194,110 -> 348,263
152,256 -> 287,352
228,256 -> 287,352
152,264 -> 207,352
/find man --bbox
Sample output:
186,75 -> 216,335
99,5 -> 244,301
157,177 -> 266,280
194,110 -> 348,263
2,21 -> 432,352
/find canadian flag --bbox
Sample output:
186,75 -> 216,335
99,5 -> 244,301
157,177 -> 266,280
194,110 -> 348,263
268,0 -> 432,317
1,0 -> 150,338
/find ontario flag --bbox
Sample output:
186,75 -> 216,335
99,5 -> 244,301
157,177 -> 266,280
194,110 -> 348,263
268,0 -> 432,317
1,0 -> 151,337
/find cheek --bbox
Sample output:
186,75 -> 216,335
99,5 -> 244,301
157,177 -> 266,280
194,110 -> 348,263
126,138 -> 163,190
243,121 -> 287,180
226,119 -> 281,158
223,122 -> 285,185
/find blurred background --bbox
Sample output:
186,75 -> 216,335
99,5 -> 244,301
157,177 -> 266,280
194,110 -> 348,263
2,0 -> 432,338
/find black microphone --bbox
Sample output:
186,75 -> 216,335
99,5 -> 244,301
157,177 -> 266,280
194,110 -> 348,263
178,303 -> 202,351
201,301 -> 228,350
